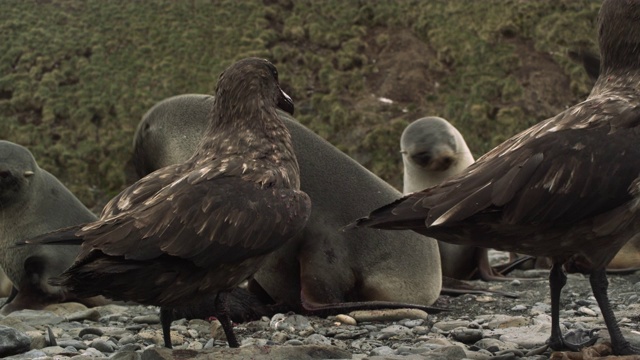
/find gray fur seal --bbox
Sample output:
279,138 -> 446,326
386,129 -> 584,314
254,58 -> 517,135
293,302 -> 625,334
400,117 -> 474,193
132,94 -> 442,312
349,0 -> 640,354
400,117 -> 481,280
401,117 -> 511,282
0,140 -> 98,314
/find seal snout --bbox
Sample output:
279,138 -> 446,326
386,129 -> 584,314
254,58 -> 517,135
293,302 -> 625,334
410,151 -> 455,171
0,169 -> 17,188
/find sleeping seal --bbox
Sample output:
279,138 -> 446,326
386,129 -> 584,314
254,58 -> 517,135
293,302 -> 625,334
0,140 -> 100,314
401,117 -> 507,281
132,94 -> 442,312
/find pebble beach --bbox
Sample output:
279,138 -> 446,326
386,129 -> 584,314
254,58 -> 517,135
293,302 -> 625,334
1,268 -> 639,360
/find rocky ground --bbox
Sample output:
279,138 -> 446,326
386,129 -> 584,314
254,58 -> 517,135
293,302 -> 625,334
0,267 -> 639,360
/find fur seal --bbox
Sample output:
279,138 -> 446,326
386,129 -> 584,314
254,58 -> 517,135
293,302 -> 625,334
349,0 -> 640,354
400,117 -> 481,280
25,58 -> 310,349
132,94 -> 442,313
400,117 -> 517,281
400,117 -> 474,193
0,140 -> 99,314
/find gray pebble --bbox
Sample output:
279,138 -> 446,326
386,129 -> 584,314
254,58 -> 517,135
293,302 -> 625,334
119,343 -> 142,352
132,315 -> 160,324
118,335 -> 137,346
284,339 -> 304,346
111,351 -> 142,360
376,325 -> 410,340
449,327 -> 483,344
473,338 -> 518,352
303,333 -> 332,346
350,308 -> 428,322
57,339 -> 89,349
271,331 -> 288,343
335,329 -> 368,340
269,313 -> 294,332
62,345 -> 80,355
90,338 -> 114,352
0,325 -> 31,357
66,309 -> 101,322
82,347 -> 105,357
370,345 -> 395,356
433,320 -> 471,332
40,345 -> 66,356
412,326 -> 430,335
510,305 -> 527,311
6,310 -> 64,326
78,327 -> 104,337
399,319 -> 424,328
4,349 -> 47,359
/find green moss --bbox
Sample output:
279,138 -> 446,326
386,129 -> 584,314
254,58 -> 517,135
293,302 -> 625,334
0,0 -> 602,207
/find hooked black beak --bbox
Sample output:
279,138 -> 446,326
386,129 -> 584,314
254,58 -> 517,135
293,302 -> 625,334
278,88 -> 294,115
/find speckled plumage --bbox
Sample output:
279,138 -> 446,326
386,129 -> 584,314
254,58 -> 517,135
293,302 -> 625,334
26,58 -> 310,348
350,0 -> 640,355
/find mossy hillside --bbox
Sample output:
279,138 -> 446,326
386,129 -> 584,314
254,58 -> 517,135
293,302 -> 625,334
1,0 -> 599,209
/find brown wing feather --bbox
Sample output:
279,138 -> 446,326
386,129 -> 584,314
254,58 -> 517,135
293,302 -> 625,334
76,176 -> 310,268
359,101 -> 640,229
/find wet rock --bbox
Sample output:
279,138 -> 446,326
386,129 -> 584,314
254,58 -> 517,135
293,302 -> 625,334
78,327 -> 104,337
449,327 -> 483,344
473,338 -> 519,353
350,309 -> 428,322
133,314 -> 160,324
40,345 -> 66,356
432,320 -> 470,332
335,314 -> 356,325
58,339 -> 89,350
4,349 -> 46,359
303,333 -> 331,346
141,344 -> 351,359
90,338 -> 115,352
6,310 -> 64,326
43,302 -> 89,316
112,351 -> 142,360
0,325 -> 31,357
66,308 -> 102,322
24,330 -> 45,349
376,325 -> 412,340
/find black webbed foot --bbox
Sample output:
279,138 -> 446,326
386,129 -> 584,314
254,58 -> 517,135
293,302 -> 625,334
547,328 -> 599,352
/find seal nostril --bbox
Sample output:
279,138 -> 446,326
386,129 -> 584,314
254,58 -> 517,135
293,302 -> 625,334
0,170 -> 11,179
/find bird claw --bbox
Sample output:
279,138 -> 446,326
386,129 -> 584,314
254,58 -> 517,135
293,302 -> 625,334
613,342 -> 640,356
548,328 -> 600,352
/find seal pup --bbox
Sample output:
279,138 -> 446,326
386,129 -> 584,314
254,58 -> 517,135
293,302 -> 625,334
24,58 -> 311,348
0,140 -> 102,314
133,94 -> 442,315
400,117 -> 509,282
400,117 -> 474,193
348,0 -> 640,354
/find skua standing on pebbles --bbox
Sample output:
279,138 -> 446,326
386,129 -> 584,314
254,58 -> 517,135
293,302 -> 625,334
22,58 -> 311,349
133,94 -> 443,319
348,0 -> 640,355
